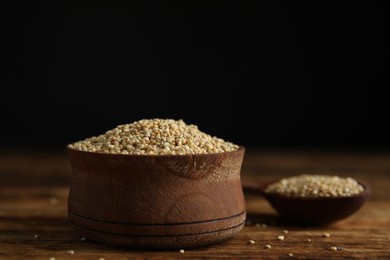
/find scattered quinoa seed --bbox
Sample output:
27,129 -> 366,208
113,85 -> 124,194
80,237 -> 86,241
288,253 -> 293,257
248,240 -> 255,244
49,258 -> 55,260
34,234 -> 39,239
179,249 -> 185,254
69,119 -> 239,155
323,232 -> 330,237
99,258 -> 105,260
255,223 -> 261,228
67,250 -> 74,255
265,174 -> 364,197
264,244 -> 272,249
283,230 -> 289,234
307,239 -> 312,242
261,223 -> 268,228
277,235 -> 285,241
330,247 -> 338,251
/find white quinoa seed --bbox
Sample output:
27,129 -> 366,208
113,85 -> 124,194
49,258 -> 55,260
179,249 -> 185,254
255,223 -> 261,228
307,239 -> 312,242
69,119 -> 239,155
288,253 -> 293,257
261,223 -> 268,228
265,174 -> 364,198
330,246 -> 338,251
264,244 -> 272,249
323,232 -> 330,237
99,258 -> 105,260
67,250 -> 74,255
248,240 -> 255,244
283,229 -> 289,234
277,235 -> 285,241
80,237 -> 86,241
34,234 -> 39,239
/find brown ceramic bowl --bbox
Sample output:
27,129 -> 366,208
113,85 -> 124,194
67,146 -> 246,249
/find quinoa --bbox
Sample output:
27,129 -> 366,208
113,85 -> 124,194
265,174 -> 364,198
68,119 -> 239,155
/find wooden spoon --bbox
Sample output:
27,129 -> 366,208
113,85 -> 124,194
242,179 -> 371,225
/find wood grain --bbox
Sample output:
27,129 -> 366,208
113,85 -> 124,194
67,147 -> 246,248
0,149 -> 389,259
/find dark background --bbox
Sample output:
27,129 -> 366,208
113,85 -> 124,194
1,1 -> 389,151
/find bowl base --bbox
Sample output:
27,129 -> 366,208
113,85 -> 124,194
69,211 -> 246,249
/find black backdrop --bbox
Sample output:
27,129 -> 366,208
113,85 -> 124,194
1,1 -> 389,150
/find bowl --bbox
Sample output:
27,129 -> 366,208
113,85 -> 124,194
67,146 -> 246,249
243,179 -> 370,225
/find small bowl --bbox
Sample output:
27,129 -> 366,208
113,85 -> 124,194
67,146 -> 246,249
244,180 -> 371,225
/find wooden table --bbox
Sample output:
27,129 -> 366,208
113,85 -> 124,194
1,150 -> 389,259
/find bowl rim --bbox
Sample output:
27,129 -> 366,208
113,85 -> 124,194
67,145 -> 245,158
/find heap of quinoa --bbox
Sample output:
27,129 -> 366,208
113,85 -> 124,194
68,119 -> 239,155
265,175 -> 364,198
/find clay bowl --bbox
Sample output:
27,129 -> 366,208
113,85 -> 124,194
67,146 -> 246,249
243,180 -> 370,225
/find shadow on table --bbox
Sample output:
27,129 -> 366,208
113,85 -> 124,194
245,213 -> 332,227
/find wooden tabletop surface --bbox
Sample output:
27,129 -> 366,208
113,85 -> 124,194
0,149 -> 389,259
